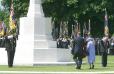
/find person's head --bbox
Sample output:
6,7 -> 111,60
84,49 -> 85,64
86,37 -> 93,42
102,36 -> 108,42
88,33 -> 92,37
77,32 -> 81,37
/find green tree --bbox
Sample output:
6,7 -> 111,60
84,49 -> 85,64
42,0 -> 114,37
1,0 -> 29,28
2,0 -> 29,18
0,8 -> 9,27
2,0 -> 114,37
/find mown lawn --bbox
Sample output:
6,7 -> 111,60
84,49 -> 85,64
0,55 -> 114,72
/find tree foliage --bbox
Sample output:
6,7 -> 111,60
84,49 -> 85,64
1,0 -> 29,27
0,9 -> 9,26
42,0 -> 114,37
2,0 -> 29,18
1,0 -> 114,37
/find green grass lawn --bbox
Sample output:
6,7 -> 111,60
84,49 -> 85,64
0,55 -> 114,72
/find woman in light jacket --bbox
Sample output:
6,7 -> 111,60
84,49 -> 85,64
86,37 -> 95,69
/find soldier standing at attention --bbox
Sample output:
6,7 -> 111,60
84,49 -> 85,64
99,35 -> 109,67
5,31 -> 17,67
5,0 -> 18,67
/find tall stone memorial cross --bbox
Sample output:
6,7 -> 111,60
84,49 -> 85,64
15,0 -> 53,65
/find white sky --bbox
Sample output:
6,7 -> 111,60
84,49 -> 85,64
0,0 -> 3,10
0,0 -> 1,7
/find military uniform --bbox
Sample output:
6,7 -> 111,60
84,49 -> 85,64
0,18 -> 17,67
5,35 -> 16,67
99,37 -> 109,67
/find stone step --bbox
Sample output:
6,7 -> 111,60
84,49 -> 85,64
34,48 -> 73,63
34,35 -> 52,40
33,62 -> 75,66
34,40 -> 57,48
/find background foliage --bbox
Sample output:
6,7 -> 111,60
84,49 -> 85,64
42,0 -> 114,37
1,0 -> 114,37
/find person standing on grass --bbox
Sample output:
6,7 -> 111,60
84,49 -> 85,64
99,36 -> 109,67
5,33 -> 17,68
71,32 -> 84,69
5,0 -> 18,67
86,37 -> 95,69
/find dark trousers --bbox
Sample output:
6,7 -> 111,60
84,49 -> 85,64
73,53 -> 82,68
7,49 -> 15,67
101,52 -> 107,67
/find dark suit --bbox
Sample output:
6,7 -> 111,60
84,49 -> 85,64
72,35 -> 84,69
100,40 -> 109,67
5,35 -> 16,67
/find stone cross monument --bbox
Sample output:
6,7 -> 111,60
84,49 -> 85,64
14,0 -> 57,65
13,0 -> 72,65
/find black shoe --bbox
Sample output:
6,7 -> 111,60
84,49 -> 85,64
103,65 -> 107,67
8,66 -> 13,68
89,64 -> 92,69
8,64 -> 13,68
92,65 -> 94,69
76,66 -> 79,69
76,66 -> 81,69
78,66 -> 81,69
89,67 -> 91,69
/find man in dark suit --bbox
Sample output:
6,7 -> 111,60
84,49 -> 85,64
99,36 -> 109,67
5,35 -> 16,67
72,32 -> 84,69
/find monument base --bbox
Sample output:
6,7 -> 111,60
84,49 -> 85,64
34,48 -> 73,62
0,48 -> 7,65
0,47 -> 74,66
